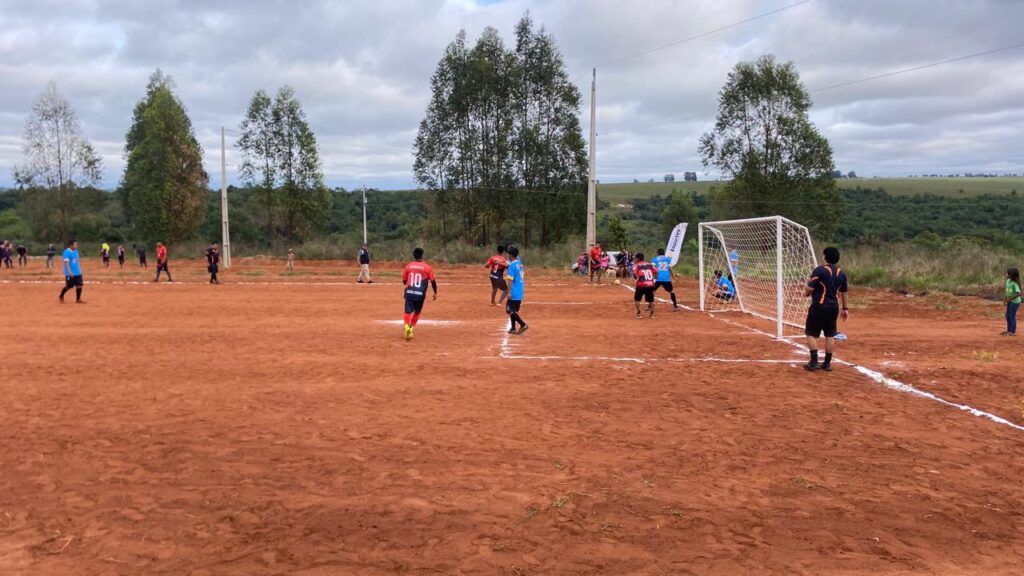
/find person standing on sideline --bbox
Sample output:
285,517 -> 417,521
117,244 -> 125,268
728,249 -> 739,279
154,242 -> 172,282
589,242 -> 603,284
101,242 -> 111,268
16,244 -> 28,267
803,247 -> 849,372
484,244 -> 509,305
206,243 -> 221,285
1002,268 -> 1021,336
135,243 -> 148,268
59,240 -> 85,304
505,245 -> 528,334
286,247 -> 295,271
357,243 -> 372,283
651,248 -> 680,311
46,243 -> 56,268
401,247 -> 437,341
1,241 -> 11,268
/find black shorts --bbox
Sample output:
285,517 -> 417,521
634,287 -> 655,303
65,275 -> 83,288
157,262 -> 169,271
805,304 -> 840,338
506,299 -> 522,314
654,280 -> 674,293
208,264 -> 218,274
490,275 -> 507,290
404,298 -> 425,314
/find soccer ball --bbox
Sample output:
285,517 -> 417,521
613,279 -> 621,285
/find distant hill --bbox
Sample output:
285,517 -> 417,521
596,177 -> 1024,202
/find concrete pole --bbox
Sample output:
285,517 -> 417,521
220,127 -> 231,268
586,68 -> 597,250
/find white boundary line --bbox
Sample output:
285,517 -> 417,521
0,279 -> 578,288
712,314 -> 1024,433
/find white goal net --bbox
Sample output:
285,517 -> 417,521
699,216 -> 817,337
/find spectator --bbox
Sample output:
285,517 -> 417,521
357,243 -> 372,283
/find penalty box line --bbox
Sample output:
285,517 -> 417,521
496,322 -> 802,365
710,313 -> 1024,434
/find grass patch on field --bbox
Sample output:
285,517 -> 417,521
972,350 -> 999,362
279,271 -> 314,277
237,270 -> 267,277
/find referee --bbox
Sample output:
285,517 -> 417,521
803,246 -> 849,372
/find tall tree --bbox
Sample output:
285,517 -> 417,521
272,86 -> 331,246
120,70 -> 209,243
14,82 -> 103,241
237,86 -> 330,246
237,89 -> 278,243
698,55 -> 843,237
413,15 -> 586,247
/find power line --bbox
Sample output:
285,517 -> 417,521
600,40 -> 1024,136
595,0 -> 813,69
810,41 -> 1024,93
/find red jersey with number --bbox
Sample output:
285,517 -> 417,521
589,247 -> 602,265
634,262 -> 656,288
156,245 -> 167,263
402,261 -> 435,300
485,255 -> 508,279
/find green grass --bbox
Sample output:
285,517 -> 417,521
595,177 -> 1024,202
598,181 -> 721,202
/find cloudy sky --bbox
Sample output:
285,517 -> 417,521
1,0 -> 1022,190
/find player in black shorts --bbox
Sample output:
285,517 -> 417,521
632,252 -> 657,319
803,246 -> 849,372
206,242 -> 220,284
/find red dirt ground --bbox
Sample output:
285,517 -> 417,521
1,256 -> 1022,575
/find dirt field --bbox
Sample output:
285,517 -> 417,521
1,256 -> 1022,575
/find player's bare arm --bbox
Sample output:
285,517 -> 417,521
840,291 -> 849,320
431,279 -> 438,301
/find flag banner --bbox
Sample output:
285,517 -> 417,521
665,223 -> 688,266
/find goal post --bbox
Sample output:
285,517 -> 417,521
698,216 -> 817,338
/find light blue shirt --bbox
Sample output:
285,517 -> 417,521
717,275 -> 735,296
507,258 -> 524,300
651,255 -> 672,282
63,248 -> 81,276
728,250 -> 739,274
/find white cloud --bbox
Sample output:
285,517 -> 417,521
0,0 -> 1021,190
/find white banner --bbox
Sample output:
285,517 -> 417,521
665,223 -> 688,266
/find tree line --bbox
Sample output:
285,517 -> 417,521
413,14 -> 588,247
8,70 -> 331,248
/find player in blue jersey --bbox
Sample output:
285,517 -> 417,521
650,248 -> 680,312
59,240 -> 85,304
504,245 -> 528,334
713,270 -> 734,301
728,249 -> 739,277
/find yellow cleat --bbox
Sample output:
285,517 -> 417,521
404,324 -> 413,341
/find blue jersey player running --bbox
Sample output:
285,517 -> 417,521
504,245 -> 528,335
650,248 -> 680,311
59,240 -> 85,304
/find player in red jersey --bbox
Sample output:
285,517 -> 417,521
402,247 -> 438,341
484,244 -> 509,306
632,252 -> 657,319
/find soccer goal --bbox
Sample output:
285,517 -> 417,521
698,216 -> 817,338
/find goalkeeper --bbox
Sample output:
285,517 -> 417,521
803,247 -> 849,372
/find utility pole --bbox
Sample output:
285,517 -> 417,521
586,68 -> 597,250
361,186 -> 368,244
220,126 -> 231,268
